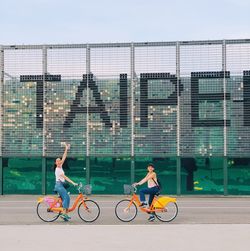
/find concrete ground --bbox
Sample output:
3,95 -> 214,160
1,195 -> 250,250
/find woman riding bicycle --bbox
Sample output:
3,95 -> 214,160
54,142 -> 77,221
134,163 -> 160,222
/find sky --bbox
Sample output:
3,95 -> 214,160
0,0 -> 250,45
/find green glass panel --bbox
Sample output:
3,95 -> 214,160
90,157 -> 131,194
46,157 -> 86,194
181,157 -> 224,194
3,158 -> 42,194
228,158 -> 250,195
135,157 -> 177,195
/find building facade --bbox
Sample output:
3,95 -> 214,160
0,39 -> 250,195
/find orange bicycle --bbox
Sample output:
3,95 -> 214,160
36,183 -> 100,223
115,184 -> 178,222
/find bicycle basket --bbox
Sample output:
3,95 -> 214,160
124,184 -> 133,195
84,184 -> 92,195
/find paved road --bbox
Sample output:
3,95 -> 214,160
1,195 -> 250,225
1,195 -> 250,250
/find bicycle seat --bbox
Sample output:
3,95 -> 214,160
53,190 -> 61,198
53,190 -> 70,197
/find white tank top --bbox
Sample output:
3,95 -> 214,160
55,167 -> 65,182
147,173 -> 158,188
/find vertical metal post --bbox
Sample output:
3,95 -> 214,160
86,157 -> 90,184
86,45 -> 91,183
222,40 -> 227,157
176,157 -> 181,195
222,40 -> 228,195
0,158 -> 2,195
0,46 -> 3,158
42,157 -> 46,195
131,157 -> 135,184
42,45 -> 47,194
176,42 -> 181,195
223,157 -> 228,195
130,43 -> 135,183
0,46 -> 4,195
176,41 -> 180,157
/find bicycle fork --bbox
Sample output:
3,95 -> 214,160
124,195 -> 141,212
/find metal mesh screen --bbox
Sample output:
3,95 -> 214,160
0,40 -> 250,157
226,42 -> 250,156
46,47 -> 87,157
3,48 -> 43,156
179,42 -> 224,156
134,45 -> 177,156
89,45 -> 131,156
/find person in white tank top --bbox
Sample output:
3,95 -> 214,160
54,142 -> 77,221
134,163 -> 160,222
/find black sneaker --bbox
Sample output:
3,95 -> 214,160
139,202 -> 148,208
60,214 -> 71,221
148,215 -> 155,222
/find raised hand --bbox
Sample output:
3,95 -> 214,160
61,142 -> 67,147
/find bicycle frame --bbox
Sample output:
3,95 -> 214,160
126,193 -> 176,214
38,193 -> 88,213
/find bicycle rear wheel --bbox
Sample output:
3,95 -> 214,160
36,201 -> 60,222
155,202 -> 178,222
78,199 -> 100,222
115,199 -> 137,222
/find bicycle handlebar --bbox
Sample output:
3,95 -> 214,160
76,182 -> 83,193
132,184 -> 137,193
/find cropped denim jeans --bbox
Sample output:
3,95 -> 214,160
54,181 -> 70,209
139,186 -> 160,206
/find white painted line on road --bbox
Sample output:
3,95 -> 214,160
0,225 -> 190,228
0,207 -> 36,209
0,225 -> 177,228
0,201 -> 37,203
0,206 -> 250,210
1,200 -> 250,204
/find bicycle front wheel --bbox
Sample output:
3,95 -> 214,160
78,199 -> 100,222
36,201 -> 60,222
155,202 -> 178,222
115,199 -> 137,222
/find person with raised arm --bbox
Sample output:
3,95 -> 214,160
54,142 -> 77,221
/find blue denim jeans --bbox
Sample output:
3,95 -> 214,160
54,181 -> 70,209
139,186 -> 160,206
